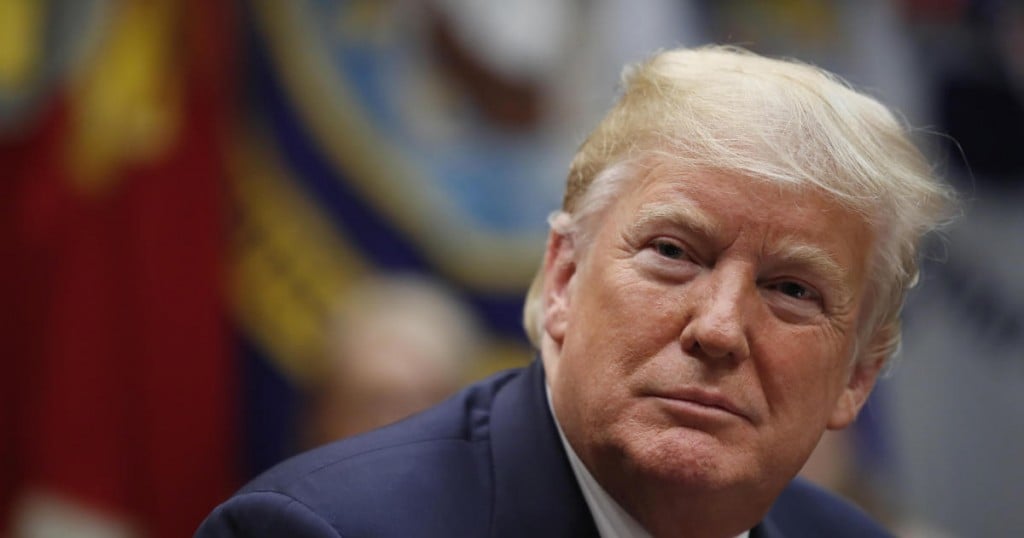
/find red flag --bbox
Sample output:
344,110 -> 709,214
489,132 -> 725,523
1,1 -> 238,536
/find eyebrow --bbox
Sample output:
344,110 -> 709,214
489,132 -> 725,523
629,200 -> 721,239
766,241 -> 850,290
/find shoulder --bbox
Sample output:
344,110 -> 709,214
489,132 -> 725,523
197,368 -> 523,537
759,478 -> 893,538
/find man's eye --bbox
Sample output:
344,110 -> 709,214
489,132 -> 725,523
769,281 -> 815,301
652,239 -> 687,260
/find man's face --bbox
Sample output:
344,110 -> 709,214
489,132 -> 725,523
543,162 -> 883,504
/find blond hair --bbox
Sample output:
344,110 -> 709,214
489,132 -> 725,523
523,45 -> 956,366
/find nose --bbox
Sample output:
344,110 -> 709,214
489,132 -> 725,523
680,265 -> 752,363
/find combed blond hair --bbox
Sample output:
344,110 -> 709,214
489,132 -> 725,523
523,45 -> 956,366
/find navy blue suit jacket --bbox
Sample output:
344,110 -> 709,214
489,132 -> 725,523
196,360 -> 891,537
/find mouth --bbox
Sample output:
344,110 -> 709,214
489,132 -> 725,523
646,388 -> 752,424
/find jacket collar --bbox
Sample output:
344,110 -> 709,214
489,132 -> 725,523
489,359 -> 599,538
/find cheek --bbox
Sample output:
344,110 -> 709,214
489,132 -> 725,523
756,328 -> 851,423
569,272 -> 684,365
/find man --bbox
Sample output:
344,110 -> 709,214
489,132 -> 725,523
196,46 -> 955,537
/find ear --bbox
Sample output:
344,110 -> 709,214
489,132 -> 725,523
826,358 -> 883,430
826,330 -> 890,430
541,229 -> 578,346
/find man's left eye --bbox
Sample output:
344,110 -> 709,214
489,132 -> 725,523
652,239 -> 687,260
768,281 -> 817,301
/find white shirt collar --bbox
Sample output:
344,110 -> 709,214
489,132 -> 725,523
546,385 -> 750,538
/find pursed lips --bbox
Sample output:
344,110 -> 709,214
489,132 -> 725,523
646,387 -> 754,424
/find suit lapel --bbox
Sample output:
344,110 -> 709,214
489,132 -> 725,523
751,518 -> 783,538
489,359 -> 599,538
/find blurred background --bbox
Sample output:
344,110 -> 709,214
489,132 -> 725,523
1,0 -> 1021,536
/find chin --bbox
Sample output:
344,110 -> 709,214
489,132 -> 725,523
621,427 -> 760,492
